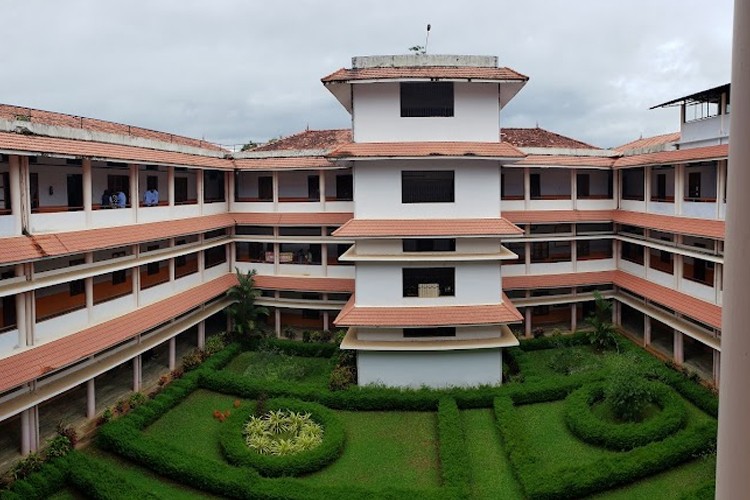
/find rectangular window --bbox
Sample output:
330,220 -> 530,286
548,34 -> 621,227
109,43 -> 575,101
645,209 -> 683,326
621,241 -> 644,265
530,174 -> 541,199
402,238 -> 456,252
688,172 -> 701,199
112,251 -> 127,284
576,173 -> 590,197
336,174 -> 353,200
403,267 -> 455,297
146,175 -> 158,191
69,258 -> 85,296
404,327 -> 456,338
402,171 -> 454,203
175,177 -> 188,203
307,175 -> 320,200
0,172 -> 10,212
400,82 -> 454,117
146,245 -> 160,275
258,176 -> 273,201
622,168 -> 645,200
656,174 -> 667,200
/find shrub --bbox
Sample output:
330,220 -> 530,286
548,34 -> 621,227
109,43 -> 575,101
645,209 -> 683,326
546,347 -> 586,375
128,392 -> 147,409
532,327 -> 545,338
182,348 -> 205,371
606,356 -> 653,422
10,452 -> 44,481
586,291 -> 618,351
437,398 -> 470,496
98,407 -> 114,426
204,333 -> 227,356
565,382 -> 688,450
55,421 -> 78,447
170,367 -> 184,379
44,435 -> 72,459
328,366 -> 355,391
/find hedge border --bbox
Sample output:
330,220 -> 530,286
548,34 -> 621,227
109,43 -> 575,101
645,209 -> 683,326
437,398 -> 470,498
219,398 -> 345,477
494,394 -> 716,500
564,381 -> 688,451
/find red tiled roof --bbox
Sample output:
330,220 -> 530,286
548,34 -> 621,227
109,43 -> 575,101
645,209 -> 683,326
30,214 -> 235,258
613,270 -> 721,329
614,132 -> 681,153
234,156 -> 338,170
321,66 -> 528,83
502,210 -> 614,224
515,155 -> 614,168
504,271 -> 615,290
334,295 -> 523,327
501,127 -> 598,149
0,132 -> 232,169
613,210 -> 724,239
251,129 -> 352,152
333,218 -> 523,238
0,236 -> 44,265
0,274 -> 236,393
613,144 -> 727,168
254,275 -> 354,293
0,104 -> 226,152
328,141 -> 525,160
233,212 -> 353,227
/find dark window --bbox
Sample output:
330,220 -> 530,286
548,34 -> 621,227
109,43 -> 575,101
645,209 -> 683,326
204,170 -> 226,202
577,173 -> 590,197
0,172 -> 10,212
175,241 -> 187,267
146,175 -> 158,191
175,177 -> 188,203
577,240 -> 590,258
307,175 -> 320,200
621,241 -> 644,265
403,267 -> 455,297
112,251 -> 127,284
67,174 -> 83,210
258,176 -> 272,201
30,172 -> 39,210
146,245 -> 160,275
688,172 -> 701,199
656,174 -> 667,200
336,174 -> 353,200
204,245 -> 227,269
1,270 -> 16,331
107,175 -> 129,198
622,168 -> 645,200
530,173 -> 541,199
404,327 -> 456,338
400,82 -> 454,117
402,171 -> 454,203
69,258 -> 85,296
403,239 -> 456,252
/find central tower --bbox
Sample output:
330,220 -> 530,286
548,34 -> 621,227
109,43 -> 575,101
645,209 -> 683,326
323,54 -> 528,387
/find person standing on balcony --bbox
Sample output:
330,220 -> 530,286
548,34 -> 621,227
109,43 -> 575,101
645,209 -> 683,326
116,190 -> 127,208
144,188 -> 159,206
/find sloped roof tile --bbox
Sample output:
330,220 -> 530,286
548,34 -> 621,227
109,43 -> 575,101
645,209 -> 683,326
321,66 -> 528,83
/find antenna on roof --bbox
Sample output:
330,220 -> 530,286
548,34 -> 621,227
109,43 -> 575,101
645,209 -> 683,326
424,24 -> 431,54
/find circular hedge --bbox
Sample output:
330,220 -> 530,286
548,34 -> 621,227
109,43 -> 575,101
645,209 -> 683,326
564,381 -> 687,451
219,397 -> 345,477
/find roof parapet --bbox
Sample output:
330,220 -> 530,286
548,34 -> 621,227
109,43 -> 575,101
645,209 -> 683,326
352,54 -> 498,69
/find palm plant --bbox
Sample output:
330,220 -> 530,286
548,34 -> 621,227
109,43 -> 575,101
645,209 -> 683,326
586,291 -> 618,351
226,268 -> 269,337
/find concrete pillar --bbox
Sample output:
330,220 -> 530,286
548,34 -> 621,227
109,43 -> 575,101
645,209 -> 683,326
524,307 -> 532,338
226,311 -> 232,335
86,378 -> 96,419
129,164 -> 138,220
675,164 -> 684,216
198,234 -> 205,280
275,308 -> 282,338
197,320 -> 206,349
323,310 -> 330,332
717,1 -> 750,495
523,167 -> 530,210
319,169 -> 326,206
571,169 -> 577,208
643,315 -> 652,347
570,303 -> 577,332
272,171 -> 279,210
132,355 -> 141,391
169,238 -> 176,282
227,169 -> 235,211
167,166 -> 175,207
273,242 -> 280,274
644,165 -> 651,212
8,155 -> 23,235
713,349 -> 721,386
197,169 -> 204,213
82,158 -> 92,224
15,292 -> 26,348
20,408 -> 31,455
168,337 -> 176,370
716,160 -> 725,219
673,330 -> 684,365
85,253 -> 94,318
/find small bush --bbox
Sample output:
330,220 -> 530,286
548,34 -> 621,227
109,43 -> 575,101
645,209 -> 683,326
437,398 -> 470,496
204,333 -> 227,356
10,452 -> 44,481
55,422 -> 78,447
44,435 -> 72,459
606,356 -> 653,422
182,348 -> 205,371
328,366 -> 355,391
128,392 -> 147,409
98,407 -> 114,426
532,327 -> 545,338
547,348 -> 586,375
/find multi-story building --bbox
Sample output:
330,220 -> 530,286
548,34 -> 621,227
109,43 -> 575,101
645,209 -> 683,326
0,56 -> 728,464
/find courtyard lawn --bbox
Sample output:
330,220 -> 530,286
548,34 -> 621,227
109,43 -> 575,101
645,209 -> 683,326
82,448 -> 221,500
144,389 -> 240,462
462,409 -> 524,499
223,350 -> 332,387
303,410 -> 441,490
46,488 -> 83,500
591,455 -> 716,499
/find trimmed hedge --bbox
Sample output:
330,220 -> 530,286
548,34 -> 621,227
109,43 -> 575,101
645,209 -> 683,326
249,337 -> 339,358
65,452 -> 161,500
220,398 -> 345,477
564,382 -> 688,450
0,459 -> 68,500
436,398 -> 470,497
494,395 -> 717,500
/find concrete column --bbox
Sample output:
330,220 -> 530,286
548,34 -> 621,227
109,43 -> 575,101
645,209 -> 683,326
644,165 -> 651,212
129,164 -> 138,220
20,408 -> 31,455
571,238 -> 577,272
571,169 -> 577,208
716,160 -> 725,219
643,315 -> 652,346
26,290 -> 35,346
275,308 -> 282,338
321,242 -> 328,275
272,171 -> 279,210
227,170 -> 235,211
82,158 -> 92,224
8,155 -> 23,235
675,165 -> 684,216
226,312 -> 232,335
86,378 -> 96,419
674,253 -> 683,291
15,292 -> 26,348
168,337 -> 176,370
198,234 -> 205,280
273,242 -> 280,274
167,166 -> 175,207
132,355 -> 142,391
133,245 -> 141,307
197,320 -> 206,349
323,310 -> 330,332
716,2 -> 750,495
713,349 -> 721,386
319,169 -> 326,207
197,169 -> 204,213
523,167 -> 530,210
85,253 -> 94,319
673,330 -> 684,365
570,303 -> 577,332
524,307 -> 532,338
169,238 -> 176,282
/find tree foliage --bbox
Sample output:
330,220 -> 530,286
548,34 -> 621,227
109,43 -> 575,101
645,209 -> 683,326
227,268 -> 269,337
586,291 -> 617,351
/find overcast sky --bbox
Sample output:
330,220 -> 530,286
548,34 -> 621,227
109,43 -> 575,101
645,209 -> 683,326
0,0 -> 733,149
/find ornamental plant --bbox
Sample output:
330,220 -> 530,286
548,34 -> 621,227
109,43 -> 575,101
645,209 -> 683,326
243,410 -> 323,456
605,354 -> 654,422
226,268 -> 269,338
586,291 -> 618,351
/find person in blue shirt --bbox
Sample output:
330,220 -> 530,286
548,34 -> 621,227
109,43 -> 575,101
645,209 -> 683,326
116,191 -> 127,208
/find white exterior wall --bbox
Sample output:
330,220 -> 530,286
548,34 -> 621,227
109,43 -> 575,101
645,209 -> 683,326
680,278 -> 716,302
576,257 -> 616,272
680,115 -> 730,148
354,160 -> 500,219
0,329 -> 20,356
352,82 -> 500,142
357,349 -> 503,388
354,261 -> 501,306
358,324 -> 507,341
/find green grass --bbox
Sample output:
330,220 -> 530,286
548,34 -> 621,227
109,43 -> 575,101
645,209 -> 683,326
46,488 -> 83,500
304,410 -> 441,489
590,455 -> 716,499
592,400 -> 662,423
144,389 -> 239,462
462,409 -> 524,499
518,345 -> 610,379
224,350 -> 332,386
83,448 -> 221,499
